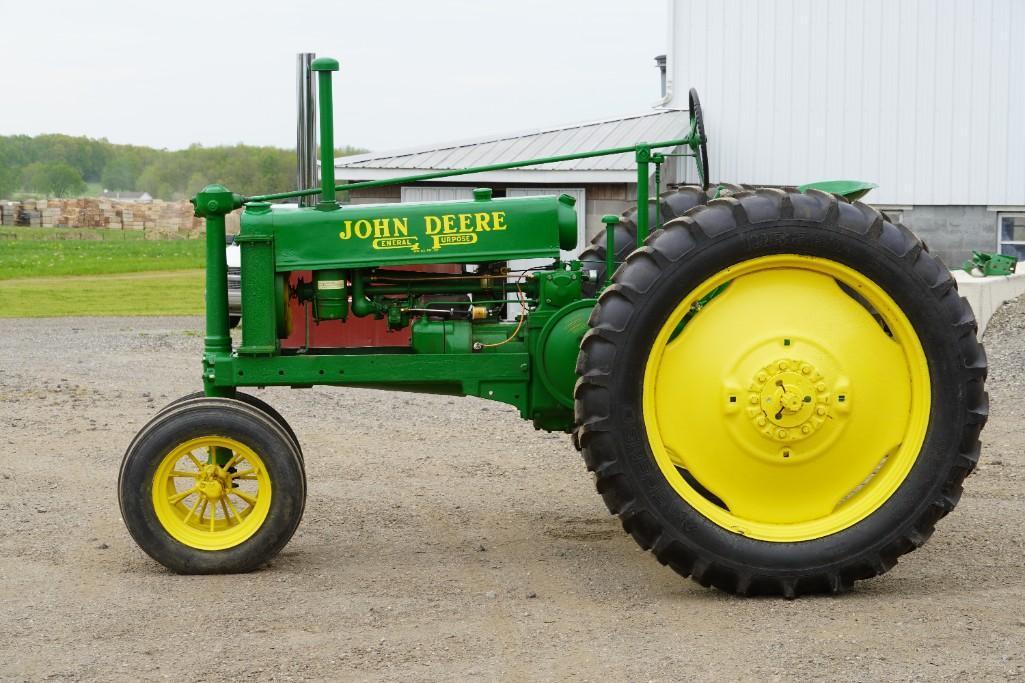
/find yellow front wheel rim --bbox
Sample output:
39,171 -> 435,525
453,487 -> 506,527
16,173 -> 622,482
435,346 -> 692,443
151,436 -> 272,550
642,255 -> 931,542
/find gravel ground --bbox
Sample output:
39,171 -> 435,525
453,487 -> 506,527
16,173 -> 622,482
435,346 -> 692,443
1,307 -> 1024,682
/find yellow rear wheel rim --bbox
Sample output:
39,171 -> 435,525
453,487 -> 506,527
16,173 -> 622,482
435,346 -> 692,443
642,255 -> 931,542
151,436 -> 272,550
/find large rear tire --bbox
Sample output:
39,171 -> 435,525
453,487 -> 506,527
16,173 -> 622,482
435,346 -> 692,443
574,188 -> 987,596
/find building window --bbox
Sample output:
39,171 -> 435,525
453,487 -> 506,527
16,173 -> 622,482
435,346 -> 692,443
997,213 -> 1025,260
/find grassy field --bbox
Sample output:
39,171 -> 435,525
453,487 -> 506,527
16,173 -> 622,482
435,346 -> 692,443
0,270 -> 204,317
0,228 -> 204,280
0,229 -> 206,317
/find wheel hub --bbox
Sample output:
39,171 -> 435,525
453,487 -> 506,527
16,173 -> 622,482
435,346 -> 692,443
198,464 -> 227,500
747,358 -> 832,443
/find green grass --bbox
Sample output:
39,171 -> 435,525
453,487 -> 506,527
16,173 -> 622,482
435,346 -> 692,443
0,229 -> 208,316
0,228 -> 204,280
0,270 -> 204,317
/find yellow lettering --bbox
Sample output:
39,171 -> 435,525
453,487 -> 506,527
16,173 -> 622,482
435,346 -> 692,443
354,219 -> 372,239
339,220 -> 352,239
474,212 -> 491,231
442,214 -> 456,234
492,211 -> 507,231
458,213 -> 474,233
425,215 -> 441,235
373,217 -> 390,238
392,217 -> 408,236
373,236 -> 418,250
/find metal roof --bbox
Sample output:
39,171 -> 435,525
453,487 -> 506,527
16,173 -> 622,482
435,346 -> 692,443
333,109 -> 690,184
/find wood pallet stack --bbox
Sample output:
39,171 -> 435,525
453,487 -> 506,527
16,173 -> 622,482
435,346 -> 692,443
38,200 -> 61,227
119,205 -> 145,231
1,201 -> 17,226
0,198 -> 239,235
19,199 -> 41,226
96,200 -> 122,229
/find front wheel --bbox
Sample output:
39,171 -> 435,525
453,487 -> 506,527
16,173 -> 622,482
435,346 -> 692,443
118,397 -> 306,573
574,188 -> 987,596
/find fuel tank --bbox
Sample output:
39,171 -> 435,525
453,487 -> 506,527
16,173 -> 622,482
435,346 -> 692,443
241,188 -> 578,271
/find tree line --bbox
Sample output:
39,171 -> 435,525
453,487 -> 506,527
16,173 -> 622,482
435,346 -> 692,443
0,134 -> 366,201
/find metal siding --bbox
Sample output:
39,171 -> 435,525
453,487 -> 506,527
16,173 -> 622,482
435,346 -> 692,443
667,0 -> 1023,206
399,186 -> 475,203
1008,0 -> 1025,202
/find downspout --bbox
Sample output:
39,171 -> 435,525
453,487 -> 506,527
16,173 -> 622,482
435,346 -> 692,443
655,55 -> 667,99
653,0 -> 677,108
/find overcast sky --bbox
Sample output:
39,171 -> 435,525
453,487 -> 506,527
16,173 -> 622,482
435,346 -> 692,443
0,0 -> 666,152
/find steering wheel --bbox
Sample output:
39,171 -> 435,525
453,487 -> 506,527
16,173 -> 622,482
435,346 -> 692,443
688,88 -> 710,191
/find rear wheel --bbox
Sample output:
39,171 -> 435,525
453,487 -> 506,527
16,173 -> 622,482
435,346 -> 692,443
574,188 -> 987,596
119,398 -> 306,573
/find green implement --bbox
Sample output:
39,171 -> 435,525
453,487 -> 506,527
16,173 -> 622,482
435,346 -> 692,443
962,250 -> 1018,277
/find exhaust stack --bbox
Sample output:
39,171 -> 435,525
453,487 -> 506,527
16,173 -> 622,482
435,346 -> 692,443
296,53 -> 317,207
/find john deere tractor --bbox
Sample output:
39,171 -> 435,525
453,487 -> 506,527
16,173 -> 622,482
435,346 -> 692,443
119,58 -> 987,596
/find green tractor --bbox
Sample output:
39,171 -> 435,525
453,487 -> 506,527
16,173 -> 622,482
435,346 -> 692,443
119,58 -> 987,596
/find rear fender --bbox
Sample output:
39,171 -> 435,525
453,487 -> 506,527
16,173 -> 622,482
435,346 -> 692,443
798,180 -> 877,202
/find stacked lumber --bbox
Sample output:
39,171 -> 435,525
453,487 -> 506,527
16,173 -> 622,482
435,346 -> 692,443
1,201 -> 18,225
19,199 -> 41,226
0,198 -> 240,235
1,198 -> 212,234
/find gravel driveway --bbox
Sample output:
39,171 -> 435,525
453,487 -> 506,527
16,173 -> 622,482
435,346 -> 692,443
1,303 -> 1024,681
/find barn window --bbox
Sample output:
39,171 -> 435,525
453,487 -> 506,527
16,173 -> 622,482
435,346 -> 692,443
997,213 -> 1025,260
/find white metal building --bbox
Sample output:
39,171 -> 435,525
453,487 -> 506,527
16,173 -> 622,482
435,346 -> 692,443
336,0 -> 1024,267
664,0 -> 1025,266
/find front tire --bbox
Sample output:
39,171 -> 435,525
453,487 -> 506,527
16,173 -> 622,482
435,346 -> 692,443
574,188 -> 987,596
118,398 -> 306,573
